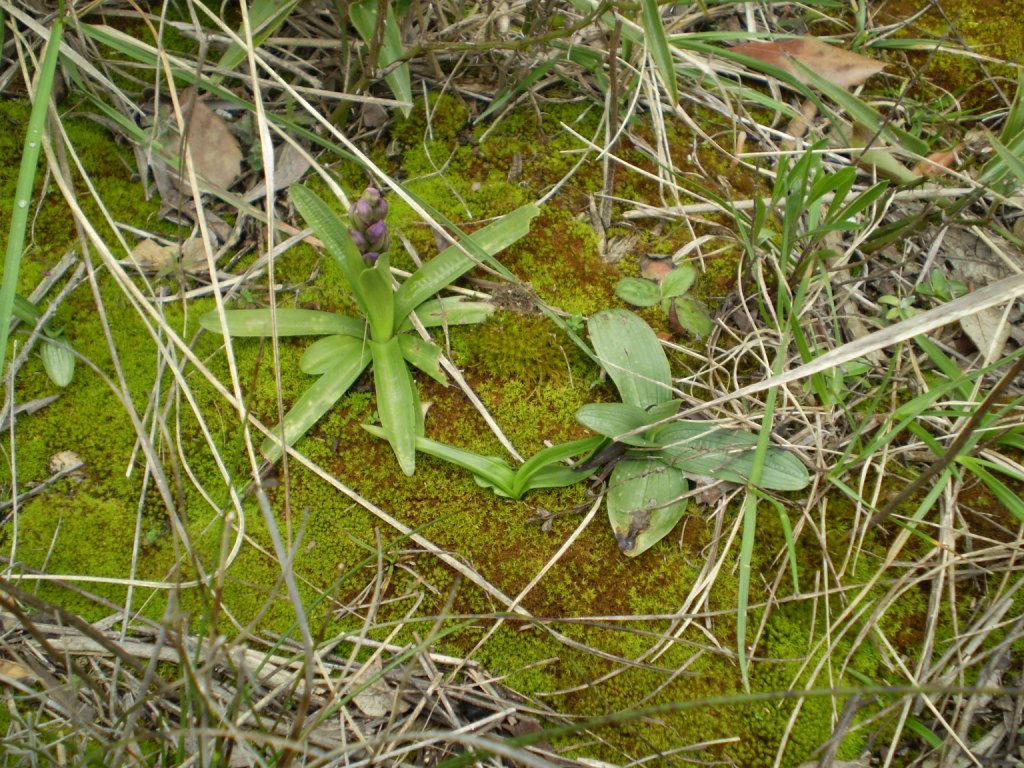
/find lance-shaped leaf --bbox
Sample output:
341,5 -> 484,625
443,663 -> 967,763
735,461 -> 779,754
290,185 -> 367,305
300,334 -> 367,375
262,347 -> 372,461
509,435 -> 604,498
357,253 -> 396,340
607,457 -> 689,557
395,204 -> 539,319
401,297 -> 495,330
200,308 -> 366,338
588,309 -> 674,409
398,334 -> 446,385
364,425 -> 517,496
349,0 -> 412,116
369,338 -> 420,475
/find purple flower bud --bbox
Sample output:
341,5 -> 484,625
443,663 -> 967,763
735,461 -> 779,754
348,228 -> 367,252
362,251 -> 379,267
350,199 -> 374,231
365,220 -> 389,253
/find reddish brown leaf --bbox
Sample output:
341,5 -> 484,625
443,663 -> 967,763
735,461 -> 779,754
912,147 -> 961,177
731,39 -> 885,90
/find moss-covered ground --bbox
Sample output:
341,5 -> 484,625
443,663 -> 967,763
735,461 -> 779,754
1,7 -> 1021,758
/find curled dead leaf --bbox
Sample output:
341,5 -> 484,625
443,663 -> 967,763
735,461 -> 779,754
731,39 -> 885,90
912,147 -> 961,177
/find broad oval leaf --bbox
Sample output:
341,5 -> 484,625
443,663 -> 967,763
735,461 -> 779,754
40,338 -> 74,388
588,309 -> 674,408
659,264 -> 697,299
656,422 -> 809,491
576,403 -> 660,446
615,277 -> 661,307
607,457 -> 689,557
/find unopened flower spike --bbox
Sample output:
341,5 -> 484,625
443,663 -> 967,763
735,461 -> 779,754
349,186 -> 390,267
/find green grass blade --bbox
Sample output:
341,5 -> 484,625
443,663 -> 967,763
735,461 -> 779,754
261,351 -> 371,461
369,337 -> 419,475
735,491 -> 758,693
394,204 -> 538,319
200,309 -> 367,337
349,0 -> 412,115
214,0 -> 301,76
1,12 -> 63,376
640,0 -> 678,105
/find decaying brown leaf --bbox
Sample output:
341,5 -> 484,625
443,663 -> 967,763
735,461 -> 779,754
912,147 -> 961,177
731,39 -> 885,90
180,89 -> 243,189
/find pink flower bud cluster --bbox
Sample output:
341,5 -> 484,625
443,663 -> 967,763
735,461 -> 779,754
348,187 -> 390,266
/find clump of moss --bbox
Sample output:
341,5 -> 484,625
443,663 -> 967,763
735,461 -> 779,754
390,93 -> 470,149
456,312 -> 592,387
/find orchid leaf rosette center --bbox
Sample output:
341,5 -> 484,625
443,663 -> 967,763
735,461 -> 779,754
200,182 -> 539,475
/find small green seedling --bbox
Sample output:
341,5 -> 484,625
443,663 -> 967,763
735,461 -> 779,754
202,185 -> 537,473
615,263 -> 714,338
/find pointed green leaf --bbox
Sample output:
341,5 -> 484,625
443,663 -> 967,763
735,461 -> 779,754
402,298 -> 495,330
363,425 -> 517,495
369,338 -> 419,475
395,204 -> 538,318
261,350 -> 371,461
397,334 -> 447,385
289,185 -> 366,298
607,457 -> 688,556
588,309 -> 673,408
200,308 -> 366,337
511,435 -> 604,498
357,256 -> 396,340
300,334 -> 367,375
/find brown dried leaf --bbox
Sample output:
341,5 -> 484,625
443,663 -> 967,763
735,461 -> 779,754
0,660 -> 33,682
180,88 -> 243,190
128,239 -> 177,273
912,147 -> 961,177
732,39 -> 885,89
